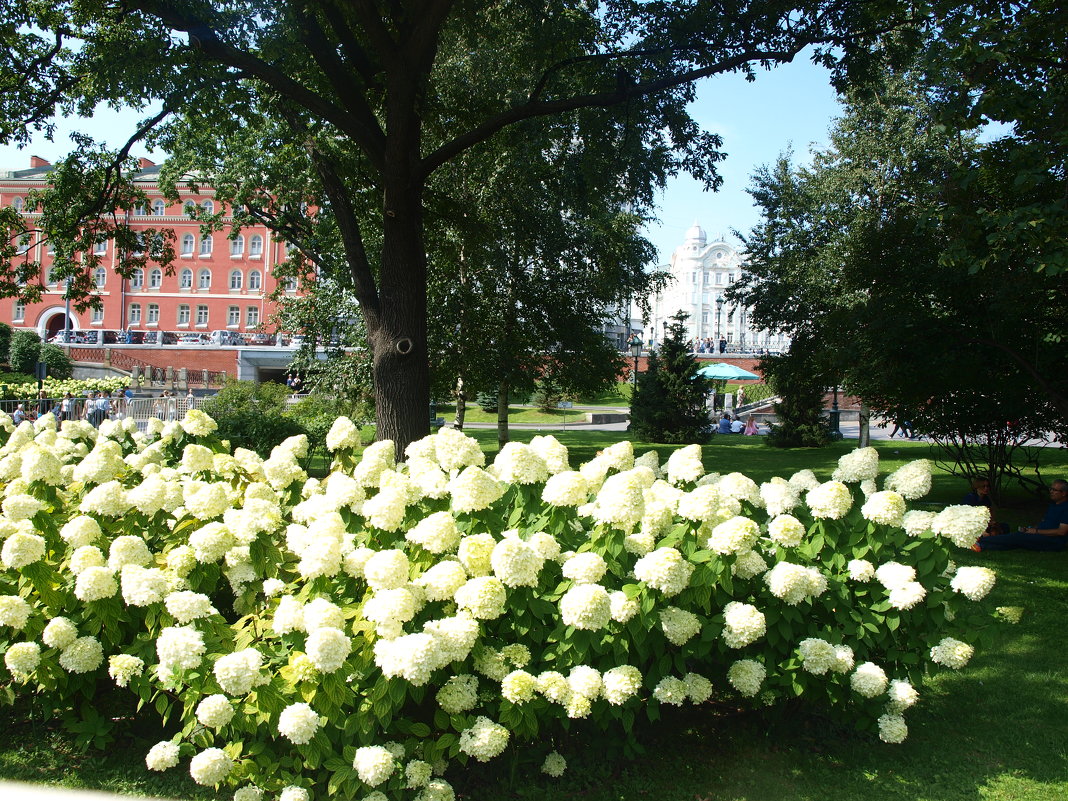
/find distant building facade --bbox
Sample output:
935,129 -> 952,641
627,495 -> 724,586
0,155 -> 298,344
644,223 -> 788,354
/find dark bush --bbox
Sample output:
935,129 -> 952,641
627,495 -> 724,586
200,380 -> 306,457
8,330 -> 41,375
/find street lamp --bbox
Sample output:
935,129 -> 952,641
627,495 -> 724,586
715,297 -> 724,350
629,335 -> 643,389
828,383 -> 843,440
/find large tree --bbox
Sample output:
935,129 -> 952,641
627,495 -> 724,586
0,0 -> 911,453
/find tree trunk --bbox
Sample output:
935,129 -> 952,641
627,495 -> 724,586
455,376 -> 466,431
858,402 -> 870,447
497,380 -> 510,450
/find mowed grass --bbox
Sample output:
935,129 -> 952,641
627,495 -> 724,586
3,433 -> 1067,800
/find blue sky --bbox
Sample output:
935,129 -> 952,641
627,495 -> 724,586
0,55 -> 841,266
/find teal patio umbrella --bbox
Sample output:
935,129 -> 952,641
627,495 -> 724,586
696,362 -> 760,380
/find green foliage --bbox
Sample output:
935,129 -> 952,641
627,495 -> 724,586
476,390 -> 499,415
762,346 -> 831,448
38,344 -> 73,380
7,330 -> 40,376
200,380 -> 306,457
530,372 -> 569,414
630,315 -> 712,443
286,393 -> 368,464
0,323 -> 11,364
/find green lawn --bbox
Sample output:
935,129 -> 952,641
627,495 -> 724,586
4,435 -> 1067,800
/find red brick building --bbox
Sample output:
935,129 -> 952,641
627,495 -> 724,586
1,155 -> 298,345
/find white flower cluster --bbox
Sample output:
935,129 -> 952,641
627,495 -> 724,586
806,480 -> 853,520
764,562 -> 827,605
884,459 -> 932,499
633,547 -> 693,597
931,505 -> 990,549
458,716 -> 510,762
950,566 -> 996,601
833,447 -> 879,483
721,602 -> 766,648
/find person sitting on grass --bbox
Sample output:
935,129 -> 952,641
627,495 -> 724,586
717,413 -> 732,435
743,415 -> 760,436
962,476 -> 1009,536
974,478 -> 1068,552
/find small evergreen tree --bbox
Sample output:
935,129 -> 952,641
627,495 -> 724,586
762,343 -> 831,448
629,313 -> 712,443
8,330 -> 41,375
530,371 -> 567,414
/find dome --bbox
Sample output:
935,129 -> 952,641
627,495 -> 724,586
684,221 -> 706,245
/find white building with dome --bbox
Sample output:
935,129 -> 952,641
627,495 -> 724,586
643,223 -> 789,354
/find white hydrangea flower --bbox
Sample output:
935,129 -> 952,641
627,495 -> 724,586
561,552 -> 607,584
214,647 -> 266,695
279,787 -> 310,801
326,417 -> 361,451
718,473 -> 762,507
423,614 -> 479,664
374,633 -> 446,686
406,511 -> 461,554
665,444 -> 704,485
145,741 -> 180,771
455,576 -> 507,620
43,617 -> 78,650
590,470 -> 646,529
930,637 -> 974,669
652,676 -> 688,706
59,516 -> 102,549
108,654 -> 145,687
432,428 -> 485,472
273,595 -> 307,635
727,659 -> 765,696
69,545 -> 105,575
659,606 -> 701,646
493,442 -> 548,485
721,602 -> 766,648
831,644 -> 855,674
501,670 -> 537,703
108,535 -> 152,571
764,562 -> 827,605
759,480 -> 800,517
767,514 -> 806,548
707,516 -> 760,555
303,597 -> 345,631
119,565 -> 168,607
5,641 -> 40,676
788,469 -> 821,492
190,747 -> 233,786
609,590 -> 639,623
457,533 -> 496,577
306,627 -> 352,673
542,472 -> 589,507
58,636 -> 104,673
458,716 -> 509,762
601,665 -> 642,705
233,786 -> 263,801
633,547 -> 693,597
541,751 -> 567,777
731,549 -> 768,580
527,531 -> 561,562
181,409 -> 218,437
74,566 -> 118,602
196,694 -> 235,728
850,662 -> 889,698
156,625 -> 206,672
189,522 -> 235,564
490,538 -> 544,588
806,481 -> 853,519
950,566 -> 997,601
833,447 -> 879,483
847,559 -> 876,582
1,531 -> 45,569
877,712 -> 908,743
448,467 -> 504,513
529,434 -> 570,475
887,679 -> 919,712
415,560 -> 468,602
559,583 -> 611,630
798,638 -> 837,675
884,459 -> 932,499
888,581 -> 926,610
278,702 -> 321,745
364,549 -> 411,591
875,562 -> 916,590
861,491 -> 907,527
684,672 -> 713,703
931,505 -> 990,549
436,674 -> 478,714
902,510 -> 936,538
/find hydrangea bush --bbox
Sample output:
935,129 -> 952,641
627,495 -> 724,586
0,411 -> 997,800
0,377 -> 128,402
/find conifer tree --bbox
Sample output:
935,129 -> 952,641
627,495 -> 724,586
630,314 -> 712,443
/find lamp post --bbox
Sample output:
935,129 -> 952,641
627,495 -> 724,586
715,297 -> 724,353
829,383 -> 843,440
629,335 -> 643,389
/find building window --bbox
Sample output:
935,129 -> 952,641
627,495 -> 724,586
91,306 -> 104,323
230,235 -> 244,256
249,235 -> 263,257
94,267 -> 106,288
728,273 -> 735,283
46,266 -> 58,286
131,268 -> 144,289
284,276 -> 298,292
179,268 -> 193,289
147,303 -> 159,324
149,268 -> 162,289
93,240 -> 107,255
248,270 -> 262,291
184,200 -> 196,216
196,305 -> 208,325
197,269 -> 211,289
129,303 -> 142,324
227,306 -> 240,326
153,200 -> 166,216
177,304 -> 190,325
199,235 -> 212,256
202,200 -> 214,215
246,306 -> 259,327
181,234 -> 195,255
12,197 -> 23,212
135,204 -> 146,216
17,234 -> 31,255
229,269 -> 243,290
13,301 -> 24,321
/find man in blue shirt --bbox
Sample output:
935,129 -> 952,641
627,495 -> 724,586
975,479 -> 1068,552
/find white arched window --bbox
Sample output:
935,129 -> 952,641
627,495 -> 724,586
12,197 -> 24,212
184,200 -> 196,216
202,200 -> 214,214
229,270 -> 243,290
149,268 -> 162,288
249,235 -> 263,257
284,276 -> 298,292
179,268 -> 193,289
153,199 -> 166,216
199,235 -> 212,255
230,235 -> 244,256
181,234 -> 195,255
197,269 -> 211,289
131,268 -> 144,289
248,270 -> 262,291
94,267 -> 106,288
93,240 -> 107,255
135,204 -> 146,216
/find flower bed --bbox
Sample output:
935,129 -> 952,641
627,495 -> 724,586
0,412 -> 995,801
0,377 -> 129,401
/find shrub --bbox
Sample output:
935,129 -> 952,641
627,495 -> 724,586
39,343 -> 74,380
8,330 -> 41,375
200,379 -> 306,457
530,374 -> 568,413
0,414 -> 997,801
0,323 -> 11,366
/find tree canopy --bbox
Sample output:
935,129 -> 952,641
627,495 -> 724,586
1,0 -> 914,453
